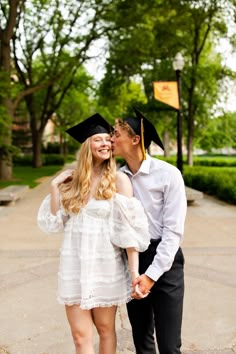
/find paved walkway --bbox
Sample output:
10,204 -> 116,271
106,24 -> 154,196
0,173 -> 236,354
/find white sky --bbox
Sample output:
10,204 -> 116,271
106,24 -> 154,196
84,38 -> 107,81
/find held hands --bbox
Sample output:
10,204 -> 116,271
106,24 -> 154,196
131,274 -> 155,300
51,169 -> 74,188
130,271 -> 147,299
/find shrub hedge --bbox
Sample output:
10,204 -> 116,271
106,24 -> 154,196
183,166 -> 236,204
192,156 -> 236,167
158,155 -> 236,167
155,155 -> 236,205
13,154 -> 65,166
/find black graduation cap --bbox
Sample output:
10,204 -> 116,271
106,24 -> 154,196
124,107 -> 164,152
66,113 -> 113,143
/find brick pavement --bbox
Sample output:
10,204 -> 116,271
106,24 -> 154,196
0,173 -> 236,354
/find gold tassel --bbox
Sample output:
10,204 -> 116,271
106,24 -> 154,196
141,118 -> 146,160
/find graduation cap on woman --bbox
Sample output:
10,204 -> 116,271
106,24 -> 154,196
124,107 -> 164,159
66,113 -> 113,143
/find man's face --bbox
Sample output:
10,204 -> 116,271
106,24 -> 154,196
111,123 -> 133,158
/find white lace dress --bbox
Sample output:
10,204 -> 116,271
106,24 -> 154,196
37,193 -> 150,310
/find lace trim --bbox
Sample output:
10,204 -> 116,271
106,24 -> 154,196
57,296 -> 132,309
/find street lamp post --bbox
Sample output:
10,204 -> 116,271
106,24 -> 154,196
172,52 -> 184,174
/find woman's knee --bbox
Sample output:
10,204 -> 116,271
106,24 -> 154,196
93,306 -> 117,339
97,321 -> 115,337
71,328 -> 93,348
65,305 -> 94,349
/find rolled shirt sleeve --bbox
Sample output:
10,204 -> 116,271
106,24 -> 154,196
145,167 -> 187,281
120,155 -> 187,282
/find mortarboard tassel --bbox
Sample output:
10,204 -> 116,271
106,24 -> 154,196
141,118 -> 146,160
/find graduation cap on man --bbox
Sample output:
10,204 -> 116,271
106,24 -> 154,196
66,113 -> 113,143
124,107 -> 164,159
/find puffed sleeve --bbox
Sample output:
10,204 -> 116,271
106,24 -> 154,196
37,194 -> 68,234
110,194 -> 150,252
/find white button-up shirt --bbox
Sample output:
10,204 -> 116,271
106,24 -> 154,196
120,154 -> 187,281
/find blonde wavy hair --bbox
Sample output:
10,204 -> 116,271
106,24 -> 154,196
60,138 -> 117,214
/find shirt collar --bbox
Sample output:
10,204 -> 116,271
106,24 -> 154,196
121,153 -> 152,176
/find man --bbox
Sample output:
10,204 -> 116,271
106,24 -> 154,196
111,107 -> 187,354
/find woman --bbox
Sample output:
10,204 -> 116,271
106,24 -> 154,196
37,113 -> 150,354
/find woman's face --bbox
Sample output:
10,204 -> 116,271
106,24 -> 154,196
90,133 -> 111,162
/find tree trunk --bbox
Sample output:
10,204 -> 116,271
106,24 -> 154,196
187,104 -> 194,166
59,133 -> 64,155
0,85 -> 12,181
186,72 -> 197,167
0,155 -> 12,180
32,131 -> 43,168
0,1 -> 21,180
59,133 -> 68,156
0,98 -> 13,180
163,130 -> 170,157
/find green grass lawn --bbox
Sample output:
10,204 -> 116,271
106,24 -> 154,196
0,165 -> 62,189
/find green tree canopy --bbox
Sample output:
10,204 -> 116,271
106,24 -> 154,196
99,0 -> 236,163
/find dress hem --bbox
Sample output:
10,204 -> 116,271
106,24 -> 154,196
57,297 -> 132,310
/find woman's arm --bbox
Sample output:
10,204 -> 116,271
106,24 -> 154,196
116,172 -> 142,289
126,247 -> 139,281
115,171 -> 150,298
50,169 -> 74,215
126,247 -> 149,299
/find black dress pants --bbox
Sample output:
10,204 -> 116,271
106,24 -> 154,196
127,240 -> 185,354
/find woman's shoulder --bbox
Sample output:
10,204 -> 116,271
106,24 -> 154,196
115,171 -> 133,197
116,170 -> 130,182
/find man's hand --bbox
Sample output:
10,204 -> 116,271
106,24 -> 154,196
131,274 -> 155,299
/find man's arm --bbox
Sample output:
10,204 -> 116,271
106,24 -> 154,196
132,168 -> 187,297
145,168 -> 187,281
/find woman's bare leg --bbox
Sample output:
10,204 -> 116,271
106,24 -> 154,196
65,305 -> 95,354
92,306 -> 117,354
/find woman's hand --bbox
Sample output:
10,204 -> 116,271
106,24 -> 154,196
51,169 -> 74,188
50,169 -> 74,215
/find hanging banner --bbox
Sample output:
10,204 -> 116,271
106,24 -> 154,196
153,81 -> 179,110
